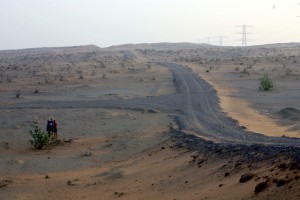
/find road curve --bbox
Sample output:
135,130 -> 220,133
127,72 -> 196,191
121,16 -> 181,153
157,62 -> 300,146
2,61 -> 300,147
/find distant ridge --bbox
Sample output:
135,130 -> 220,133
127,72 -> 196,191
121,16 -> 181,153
251,42 -> 300,48
106,42 -> 212,51
1,42 -> 300,54
0,45 -> 101,55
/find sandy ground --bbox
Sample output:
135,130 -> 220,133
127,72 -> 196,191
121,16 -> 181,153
1,44 -> 300,199
188,63 -> 300,138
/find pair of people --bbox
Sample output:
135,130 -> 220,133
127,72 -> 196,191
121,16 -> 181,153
47,118 -> 58,138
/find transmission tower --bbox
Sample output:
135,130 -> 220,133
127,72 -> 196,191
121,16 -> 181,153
218,36 -> 227,46
235,25 -> 253,46
199,37 -> 211,44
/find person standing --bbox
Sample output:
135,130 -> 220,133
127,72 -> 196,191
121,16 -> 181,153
54,120 -> 58,139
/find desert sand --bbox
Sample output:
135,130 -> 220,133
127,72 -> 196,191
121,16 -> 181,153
1,43 -> 300,200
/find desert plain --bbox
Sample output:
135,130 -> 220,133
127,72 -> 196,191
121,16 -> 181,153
0,43 -> 300,199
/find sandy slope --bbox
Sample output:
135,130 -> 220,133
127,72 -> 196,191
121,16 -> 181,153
2,131 -> 300,200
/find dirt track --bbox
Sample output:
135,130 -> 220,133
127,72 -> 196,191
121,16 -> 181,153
2,61 -> 300,147
158,62 -> 300,146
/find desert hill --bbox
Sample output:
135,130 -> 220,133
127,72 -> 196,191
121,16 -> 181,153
106,42 -> 212,51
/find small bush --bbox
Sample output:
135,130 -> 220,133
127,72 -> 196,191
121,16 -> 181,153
259,74 -> 273,91
29,126 -> 50,149
44,76 -> 50,84
15,89 -> 21,98
6,76 -> 12,83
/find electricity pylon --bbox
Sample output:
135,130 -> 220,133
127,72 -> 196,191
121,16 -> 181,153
235,25 -> 253,46
218,36 -> 227,46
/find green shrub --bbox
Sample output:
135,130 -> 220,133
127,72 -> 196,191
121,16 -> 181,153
29,126 -> 49,149
259,74 -> 273,91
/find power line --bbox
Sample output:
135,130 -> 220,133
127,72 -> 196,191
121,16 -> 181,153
235,25 -> 253,46
205,37 -> 210,44
198,37 -> 211,44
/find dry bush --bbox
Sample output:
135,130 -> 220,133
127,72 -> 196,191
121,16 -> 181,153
6,76 -> 12,83
15,89 -> 21,98
285,68 -> 292,76
44,76 -> 50,84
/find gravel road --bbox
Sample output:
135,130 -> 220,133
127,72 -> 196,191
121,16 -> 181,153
2,61 -> 300,147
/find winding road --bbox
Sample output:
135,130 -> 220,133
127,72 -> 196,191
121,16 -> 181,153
2,61 -> 300,147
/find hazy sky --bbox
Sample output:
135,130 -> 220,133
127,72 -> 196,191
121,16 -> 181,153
1,0 -> 300,50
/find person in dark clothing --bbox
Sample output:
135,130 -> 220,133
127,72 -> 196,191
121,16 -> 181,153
47,118 -> 55,137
